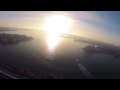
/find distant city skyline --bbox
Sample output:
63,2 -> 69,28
0,11 -> 120,45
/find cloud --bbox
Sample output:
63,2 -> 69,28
66,12 -> 120,44
76,12 -> 104,22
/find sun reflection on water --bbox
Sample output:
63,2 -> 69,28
46,32 -> 61,60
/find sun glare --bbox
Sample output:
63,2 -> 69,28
44,15 -> 72,57
46,31 -> 60,60
47,32 -> 60,51
44,15 -> 72,34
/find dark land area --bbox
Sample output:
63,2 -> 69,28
60,33 -> 120,58
0,60 -> 58,79
83,45 -> 120,58
0,33 -> 33,45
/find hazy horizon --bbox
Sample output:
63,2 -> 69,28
0,11 -> 120,45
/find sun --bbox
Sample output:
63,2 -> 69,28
44,15 -> 72,34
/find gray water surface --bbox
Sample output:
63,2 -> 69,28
0,30 -> 120,79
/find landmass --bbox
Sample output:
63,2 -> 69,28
83,45 -> 120,58
0,33 -> 33,45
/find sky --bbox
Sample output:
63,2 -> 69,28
0,11 -> 120,45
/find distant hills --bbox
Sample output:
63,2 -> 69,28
0,27 -> 17,31
0,27 -> 38,31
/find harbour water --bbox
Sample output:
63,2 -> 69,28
0,30 -> 120,79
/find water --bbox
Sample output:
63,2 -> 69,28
0,30 -> 120,79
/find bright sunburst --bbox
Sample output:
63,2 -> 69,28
44,15 -> 72,57
44,15 -> 72,34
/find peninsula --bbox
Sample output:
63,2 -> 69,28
0,33 -> 33,45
